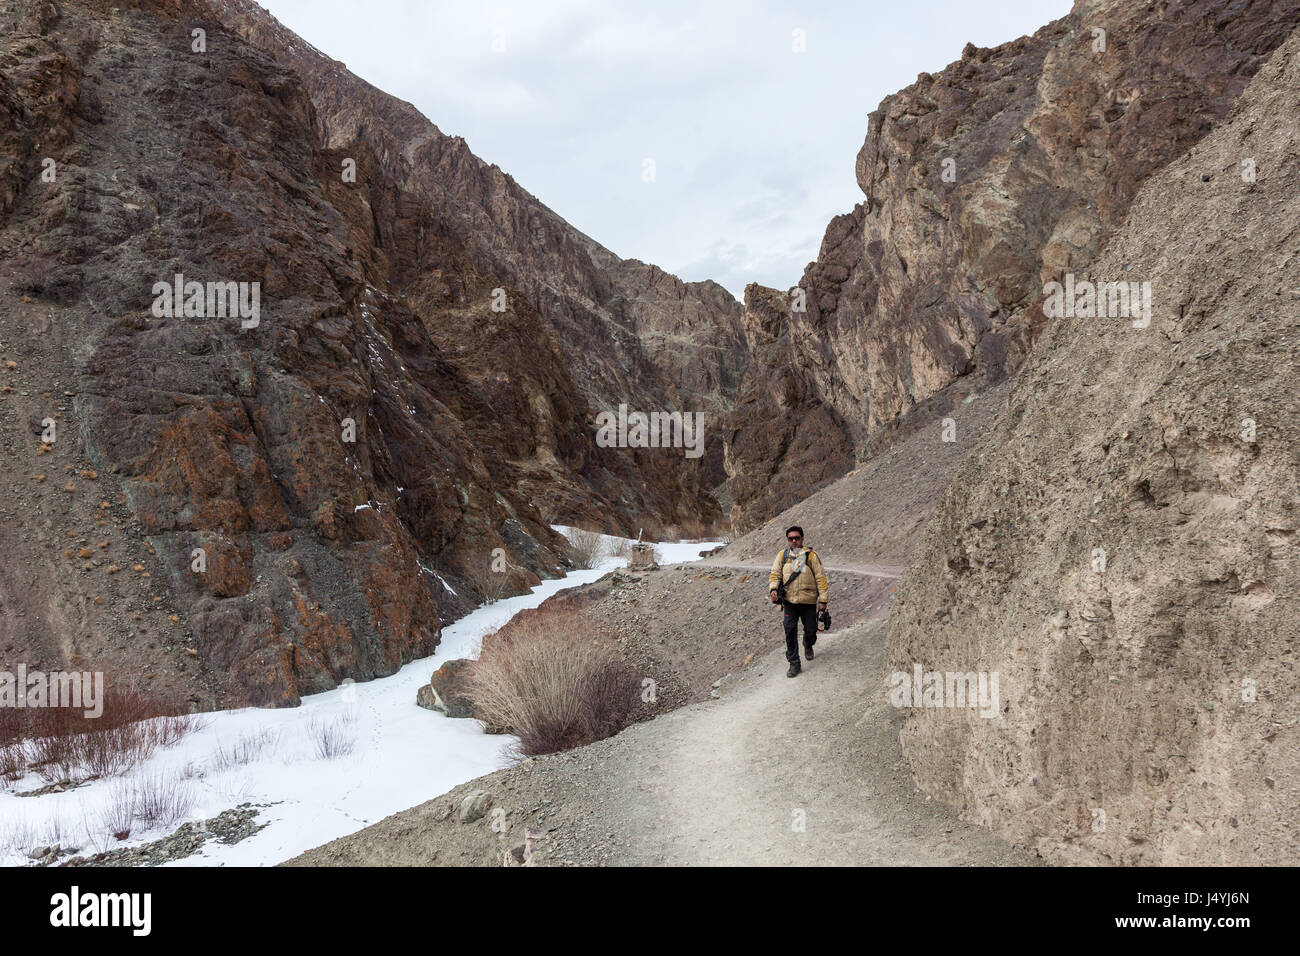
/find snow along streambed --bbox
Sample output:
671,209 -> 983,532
1,533 -> 720,867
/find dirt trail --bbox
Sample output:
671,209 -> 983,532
549,616 -> 1032,865
705,559 -> 904,579
289,569 -> 1036,867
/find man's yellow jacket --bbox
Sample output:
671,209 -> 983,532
769,547 -> 829,606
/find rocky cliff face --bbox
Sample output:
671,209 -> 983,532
888,26 -> 1300,864
720,285 -> 855,525
210,0 -> 749,514
722,0 -> 1300,532
0,0 -> 743,706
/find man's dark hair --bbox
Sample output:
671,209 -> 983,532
785,526 -> 803,538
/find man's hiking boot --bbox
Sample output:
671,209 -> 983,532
786,662 -> 800,678
804,643 -> 815,660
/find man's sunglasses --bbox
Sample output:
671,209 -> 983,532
787,535 -> 802,542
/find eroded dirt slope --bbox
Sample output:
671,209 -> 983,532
718,380 -> 1012,570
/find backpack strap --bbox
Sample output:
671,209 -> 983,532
781,548 -> 806,590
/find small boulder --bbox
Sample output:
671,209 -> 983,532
458,789 -> 491,823
424,659 -> 475,718
415,683 -> 438,711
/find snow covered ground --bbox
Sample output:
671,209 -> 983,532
0,532 -> 720,867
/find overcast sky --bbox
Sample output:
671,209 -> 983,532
258,0 -> 1072,299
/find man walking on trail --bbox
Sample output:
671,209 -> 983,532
769,526 -> 829,677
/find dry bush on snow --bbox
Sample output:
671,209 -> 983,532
308,711 -> 358,760
565,527 -> 607,569
0,741 -> 23,788
100,781 -> 138,842
98,773 -> 197,842
208,728 -> 279,773
131,773 -> 197,831
0,814 -> 37,857
463,559 -> 513,606
466,607 -> 639,757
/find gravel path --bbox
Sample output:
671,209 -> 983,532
550,616 -> 1036,865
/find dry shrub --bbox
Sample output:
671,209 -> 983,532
463,559 -> 513,606
0,814 -> 37,857
208,728 -> 279,772
0,708 -> 24,786
4,673 -> 199,784
467,607 -> 639,757
98,773 -> 197,841
0,742 -> 23,787
308,711 -> 357,760
1,811 -> 70,858
565,527 -> 607,569
131,773 -> 197,830
100,781 -> 138,842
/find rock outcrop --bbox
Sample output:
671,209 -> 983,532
416,659 -> 474,719
722,0 -> 1300,532
721,285 -> 856,530
888,27 -> 1300,864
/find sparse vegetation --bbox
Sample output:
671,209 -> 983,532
0,813 -> 37,858
565,527 -> 608,569
96,773 -> 197,843
308,711 -> 358,760
208,728 -> 280,773
0,677 -> 201,786
100,781 -> 139,842
0,741 -> 23,786
131,773 -> 198,831
466,606 -> 639,757
0,809 -> 73,860
464,559 -> 512,605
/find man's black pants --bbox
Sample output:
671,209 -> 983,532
782,601 -> 817,663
